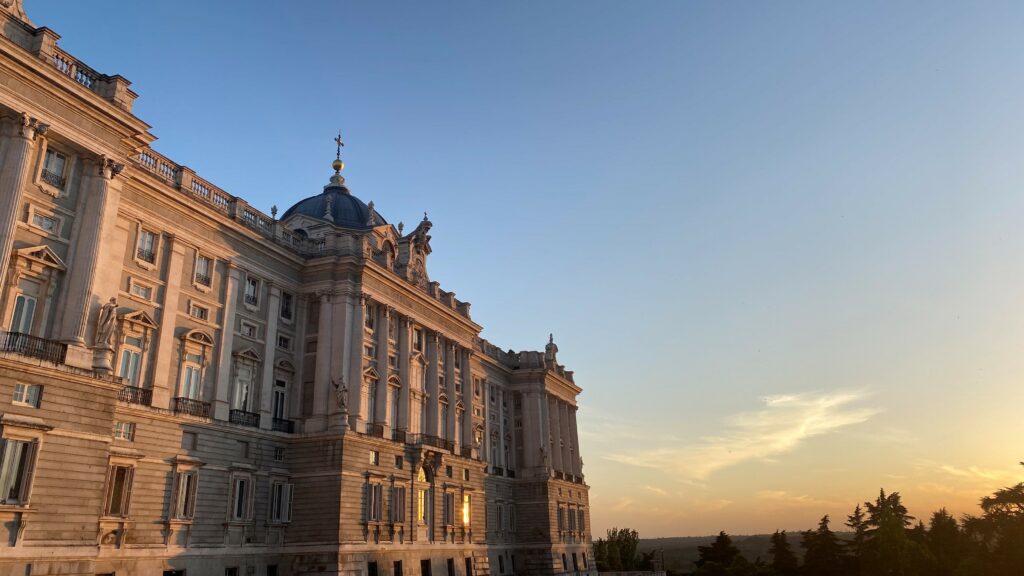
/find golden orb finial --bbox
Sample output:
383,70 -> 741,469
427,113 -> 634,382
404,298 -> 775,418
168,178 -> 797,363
333,158 -> 344,172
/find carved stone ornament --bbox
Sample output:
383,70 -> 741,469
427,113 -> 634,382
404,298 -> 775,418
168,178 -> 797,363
93,297 -> 118,348
0,0 -> 29,22
332,378 -> 348,412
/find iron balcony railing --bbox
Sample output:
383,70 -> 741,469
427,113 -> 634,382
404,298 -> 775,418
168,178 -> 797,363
40,169 -> 65,189
366,422 -> 385,438
118,386 -> 152,406
0,331 -> 67,365
229,409 -> 260,428
271,418 -> 294,433
244,293 -> 258,306
172,397 -> 210,418
392,429 -> 407,443
194,273 -> 212,287
136,247 -> 156,263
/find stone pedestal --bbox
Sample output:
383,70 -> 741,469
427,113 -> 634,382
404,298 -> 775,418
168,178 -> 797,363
92,345 -> 113,374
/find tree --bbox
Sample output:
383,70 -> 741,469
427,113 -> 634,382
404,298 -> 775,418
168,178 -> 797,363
845,503 -> 868,574
694,531 -> 742,576
801,515 -> 844,576
925,509 -> 962,576
861,489 -> 926,576
767,530 -> 799,576
594,527 -> 640,571
961,482 -> 1024,574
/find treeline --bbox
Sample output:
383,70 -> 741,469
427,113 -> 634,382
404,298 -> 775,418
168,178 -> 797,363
595,527 -> 660,571
690,480 -> 1024,576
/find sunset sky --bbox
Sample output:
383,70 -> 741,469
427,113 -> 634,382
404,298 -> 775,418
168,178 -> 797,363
33,1 -> 1024,536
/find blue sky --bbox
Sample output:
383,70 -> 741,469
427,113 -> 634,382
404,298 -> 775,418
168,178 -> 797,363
30,0 -> 1024,536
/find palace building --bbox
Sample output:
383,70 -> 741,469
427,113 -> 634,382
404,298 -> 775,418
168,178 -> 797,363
0,2 -> 593,575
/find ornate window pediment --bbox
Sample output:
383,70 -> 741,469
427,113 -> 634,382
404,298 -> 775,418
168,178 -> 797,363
13,245 -> 66,272
233,347 -> 261,363
182,329 -> 214,347
363,366 -> 381,381
275,359 -> 295,373
120,310 -> 158,331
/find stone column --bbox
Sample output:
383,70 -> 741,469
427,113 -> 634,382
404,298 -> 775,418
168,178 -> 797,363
0,115 -> 43,293
310,292 -> 334,431
460,349 -> 473,452
560,400 -> 572,473
549,395 -> 563,472
149,235 -> 185,409
568,405 -> 582,477
445,343 -> 456,442
425,333 -> 440,437
341,293 -> 364,432
289,294 -> 308,420
374,304 -> 390,429
60,156 -> 125,370
213,263 -> 242,421
258,284 -> 281,430
397,316 -> 411,434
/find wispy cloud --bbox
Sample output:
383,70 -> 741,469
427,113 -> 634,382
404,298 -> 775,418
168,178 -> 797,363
605,390 -> 879,481
755,490 -> 844,509
642,485 -> 668,496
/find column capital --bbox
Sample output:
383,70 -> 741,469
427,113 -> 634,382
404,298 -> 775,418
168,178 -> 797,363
16,113 -> 48,141
100,156 -> 125,179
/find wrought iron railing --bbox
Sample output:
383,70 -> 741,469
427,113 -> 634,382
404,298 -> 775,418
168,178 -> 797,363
136,247 -> 155,263
0,332 -> 67,365
492,466 -> 505,476
271,418 -> 294,433
40,169 -> 65,189
244,294 -> 258,306
194,273 -> 212,287
366,422 -> 385,438
118,386 -> 152,406
229,409 -> 260,428
392,429 -> 407,443
172,397 -> 210,418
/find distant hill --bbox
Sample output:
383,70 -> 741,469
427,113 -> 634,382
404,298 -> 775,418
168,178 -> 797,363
639,533 -> 853,573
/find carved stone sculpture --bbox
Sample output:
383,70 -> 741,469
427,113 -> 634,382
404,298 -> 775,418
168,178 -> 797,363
94,298 -> 118,348
332,378 -> 348,412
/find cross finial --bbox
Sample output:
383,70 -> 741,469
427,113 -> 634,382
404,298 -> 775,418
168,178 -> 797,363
334,130 -> 344,161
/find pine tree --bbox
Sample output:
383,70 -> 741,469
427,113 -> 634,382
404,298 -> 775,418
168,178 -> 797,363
695,531 -> 741,575
845,504 -> 868,575
801,515 -> 844,576
767,530 -> 799,576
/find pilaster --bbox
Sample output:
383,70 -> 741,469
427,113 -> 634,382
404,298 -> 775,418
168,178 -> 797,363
258,283 -> 281,430
425,332 -> 440,437
310,292 -> 334,431
213,263 -> 242,421
0,115 -> 43,294
149,235 -> 186,409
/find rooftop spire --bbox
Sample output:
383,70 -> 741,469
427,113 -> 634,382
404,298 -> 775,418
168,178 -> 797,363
327,129 -> 348,191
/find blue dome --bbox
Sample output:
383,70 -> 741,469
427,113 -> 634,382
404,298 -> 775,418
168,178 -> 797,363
281,183 -> 386,229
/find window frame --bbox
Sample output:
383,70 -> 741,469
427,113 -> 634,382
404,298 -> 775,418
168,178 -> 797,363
40,148 -> 69,193
113,421 -> 135,441
192,253 -> 214,291
102,463 -> 136,518
134,226 -> 159,268
228,472 -> 254,523
243,276 -> 261,309
0,435 -> 40,506
11,382 -> 42,408
270,480 -> 293,524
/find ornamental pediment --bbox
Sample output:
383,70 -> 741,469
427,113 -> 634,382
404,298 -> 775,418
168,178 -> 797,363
14,245 -> 66,271
120,309 -> 158,330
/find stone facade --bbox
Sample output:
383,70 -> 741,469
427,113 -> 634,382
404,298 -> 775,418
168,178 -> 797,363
0,2 -> 594,575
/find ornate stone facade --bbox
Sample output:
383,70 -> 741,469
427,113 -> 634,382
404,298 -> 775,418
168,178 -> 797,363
0,1 -> 593,575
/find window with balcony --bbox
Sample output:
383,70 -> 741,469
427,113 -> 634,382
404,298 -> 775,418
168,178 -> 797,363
272,379 -> 287,421
180,353 -> 202,400
0,438 -> 38,505
136,229 -> 158,264
244,277 -> 260,307
118,336 -> 144,387
9,294 -> 36,335
193,254 -> 213,288
41,149 -> 67,190
279,292 -> 294,321
103,464 -> 135,517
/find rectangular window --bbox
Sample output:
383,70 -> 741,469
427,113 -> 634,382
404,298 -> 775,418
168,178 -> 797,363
462,494 -> 471,527
395,455 -> 403,469
276,333 -> 292,350
230,476 -> 252,521
0,438 -> 36,505
557,506 -> 565,530
462,469 -> 470,481
368,562 -> 379,576
189,303 -> 209,321
173,470 -> 199,520
497,504 -> 504,531
240,322 -> 258,339
12,383 -> 41,408
280,292 -> 294,321
274,447 -> 285,461
104,464 -> 135,517
119,337 -> 144,387
136,229 -> 157,263
181,431 -> 197,450
225,569 -> 239,576
417,488 -> 427,524
271,481 -> 293,523
10,294 -> 36,335
30,212 -> 59,234
413,329 -> 424,352
113,421 -> 135,441
388,353 -> 398,369
42,149 -> 67,189
130,281 -> 153,301
181,354 -> 202,399
364,344 -> 375,358
367,483 -> 383,521
194,255 -> 213,287
364,305 -> 375,330
388,314 -> 397,341
392,486 -> 407,522
244,277 -> 260,306
442,491 -> 455,525
578,509 -> 585,531
369,450 -> 379,466
509,504 -> 516,531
